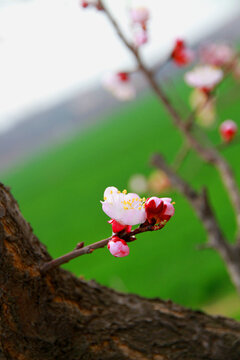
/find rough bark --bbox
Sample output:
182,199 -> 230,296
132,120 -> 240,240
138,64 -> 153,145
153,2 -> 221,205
0,183 -> 240,360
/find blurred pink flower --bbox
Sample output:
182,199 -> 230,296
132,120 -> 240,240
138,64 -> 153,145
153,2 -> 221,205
108,236 -> 130,257
171,39 -> 194,67
102,73 -> 136,101
130,7 -> 149,26
200,43 -> 235,67
101,186 -> 146,226
220,120 -> 238,143
184,66 -> 223,93
134,30 -> 148,47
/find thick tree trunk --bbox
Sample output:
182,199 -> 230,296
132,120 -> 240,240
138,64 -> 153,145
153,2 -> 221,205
0,183 -> 240,360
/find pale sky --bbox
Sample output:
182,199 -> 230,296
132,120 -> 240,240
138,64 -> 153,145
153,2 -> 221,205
0,0 -> 239,133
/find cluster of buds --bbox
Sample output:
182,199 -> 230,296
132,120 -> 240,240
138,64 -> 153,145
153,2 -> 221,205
130,7 -> 149,48
80,0 -> 103,10
171,39 -> 194,67
102,72 -> 135,101
219,120 -> 238,143
101,187 -> 175,257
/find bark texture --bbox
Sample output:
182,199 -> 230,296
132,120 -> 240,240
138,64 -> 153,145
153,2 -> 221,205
0,183 -> 240,360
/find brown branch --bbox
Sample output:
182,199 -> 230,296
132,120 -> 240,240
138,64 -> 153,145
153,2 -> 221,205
100,1 -> 240,240
40,223 -> 157,274
151,153 -> 240,294
173,142 -> 190,171
2,182 -> 240,359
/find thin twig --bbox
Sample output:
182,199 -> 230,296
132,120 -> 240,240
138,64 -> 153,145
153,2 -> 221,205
173,142 -> 190,171
151,153 -> 240,293
40,223 -> 157,274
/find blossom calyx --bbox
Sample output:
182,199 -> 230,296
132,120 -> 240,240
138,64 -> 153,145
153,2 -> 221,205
108,219 -> 132,234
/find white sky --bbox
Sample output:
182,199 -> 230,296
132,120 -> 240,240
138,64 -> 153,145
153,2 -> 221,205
0,0 -> 239,133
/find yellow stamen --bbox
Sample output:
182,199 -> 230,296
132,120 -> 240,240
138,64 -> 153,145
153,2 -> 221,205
138,206 -> 142,210
110,191 -> 113,194
124,206 -> 128,210
104,196 -> 107,200
172,201 -> 176,205
117,190 -> 121,193
122,189 -> 127,194
142,197 -> 146,202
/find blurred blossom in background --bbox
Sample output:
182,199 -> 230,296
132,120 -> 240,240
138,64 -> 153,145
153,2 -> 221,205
0,0 -> 239,133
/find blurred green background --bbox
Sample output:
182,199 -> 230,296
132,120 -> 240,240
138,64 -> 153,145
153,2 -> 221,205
2,75 -> 240,318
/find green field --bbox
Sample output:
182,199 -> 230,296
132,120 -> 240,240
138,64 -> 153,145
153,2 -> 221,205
2,76 -> 240,313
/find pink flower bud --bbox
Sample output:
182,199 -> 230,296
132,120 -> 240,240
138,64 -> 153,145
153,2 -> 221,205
220,120 -> 238,143
117,72 -> 129,82
130,7 -> 149,26
171,39 -> 194,67
80,0 -> 89,8
145,197 -> 175,225
108,219 -> 132,234
107,237 -> 130,257
134,30 -> 148,47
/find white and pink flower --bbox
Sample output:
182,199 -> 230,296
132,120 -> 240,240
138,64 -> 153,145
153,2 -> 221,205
184,66 -> 223,93
102,72 -> 136,101
220,120 -> 238,143
101,186 -> 146,226
130,7 -> 149,26
200,43 -> 235,67
108,236 -> 130,257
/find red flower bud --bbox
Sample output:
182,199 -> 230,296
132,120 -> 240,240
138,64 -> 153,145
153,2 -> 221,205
145,197 -> 174,225
81,1 -> 89,8
117,72 -> 129,82
171,39 -> 194,66
220,120 -> 238,143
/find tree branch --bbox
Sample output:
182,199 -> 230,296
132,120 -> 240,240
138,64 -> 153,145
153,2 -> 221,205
1,182 -> 240,359
99,0 -> 240,241
151,153 -> 240,293
40,223 -> 158,274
